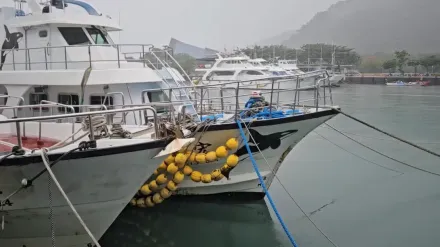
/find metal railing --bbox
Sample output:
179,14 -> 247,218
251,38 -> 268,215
137,72 -> 334,120
0,44 -> 167,71
0,105 -> 159,150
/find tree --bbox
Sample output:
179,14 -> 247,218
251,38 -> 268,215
238,43 -> 361,66
419,55 -> 438,73
407,59 -> 420,74
394,50 -> 410,74
382,59 -> 396,73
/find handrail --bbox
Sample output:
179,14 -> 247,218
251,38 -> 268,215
0,106 -> 159,149
103,92 -> 126,123
0,44 -> 157,71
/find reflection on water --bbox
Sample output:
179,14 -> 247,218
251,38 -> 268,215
100,199 -> 288,247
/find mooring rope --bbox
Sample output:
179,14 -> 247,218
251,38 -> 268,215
40,149 -> 101,247
240,118 -> 339,247
324,123 -> 440,177
334,108 -> 440,158
236,120 -> 299,247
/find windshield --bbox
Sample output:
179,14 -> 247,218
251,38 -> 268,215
86,27 -> 109,45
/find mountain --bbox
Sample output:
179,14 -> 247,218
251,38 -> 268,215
281,0 -> 440,54
258,30 -> 296,46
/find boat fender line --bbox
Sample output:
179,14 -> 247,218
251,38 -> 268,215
334,108 -> 440,159
40,148 -> 101,247
132,137 -> 240,207
236,120 -> 299,247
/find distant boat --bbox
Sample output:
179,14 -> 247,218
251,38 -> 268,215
386,80 -> 417,86
419,81 -> 430,86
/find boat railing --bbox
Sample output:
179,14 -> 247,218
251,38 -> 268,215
0,105 -> 158,150
137,74 -> 333,120
0,44 -> 181,71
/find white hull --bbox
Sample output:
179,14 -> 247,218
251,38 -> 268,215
0,139 -> 165,247
176,109 -> 338,196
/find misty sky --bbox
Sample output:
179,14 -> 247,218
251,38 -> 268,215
86,0 -> 339,50
2,0 -> 339,49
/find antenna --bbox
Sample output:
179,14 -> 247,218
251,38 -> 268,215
118,10 -> 121,44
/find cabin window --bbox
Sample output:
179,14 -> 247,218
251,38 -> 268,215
58,94 -> 79,113
86,28 -> 108,45
39,30 -> 48,38
58,27 -> 90,45
147,91 -> 169,113
90,95 -> 114,106
29,93 -> 49,112
246,70 -> 264,75
213,71 -> 234,76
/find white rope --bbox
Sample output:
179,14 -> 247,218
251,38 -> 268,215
81,115 -> 107,132
39,149 -> 102,247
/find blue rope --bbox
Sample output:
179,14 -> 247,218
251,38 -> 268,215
236,120 -> 299,247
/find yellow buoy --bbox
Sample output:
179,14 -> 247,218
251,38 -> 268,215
153,169 -> 159,176
220,164 -> 230,172
136,198 -> 146,208
226,154 -> 239,167
149,180 -> 159,191
158,162 -> 167,172
195,153 -> 206,164
164,155 -> 175,165
191,171 -> 202,182
152,193 -> 164,204
173,171 -> 185,184
201,174 -> 212,183
156,174 -> 168,185
166,180 -> 178,191
216,146 -> 228,158
160,187 -> 172,199
226,138 -> 239,150
183,165 -> 193,176
211,169 -> 221,180
206,151 -> 217,162
145,196 -> 155,207
214,173 -> 224,181
140,184 -> 152,195
175,153 -> 187,167
166,163 -> 178,174
130,198 -> 137,206
189,152 -> 197,162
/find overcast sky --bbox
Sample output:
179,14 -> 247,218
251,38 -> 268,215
3,0 -> 339,49
85,0 -> 339,50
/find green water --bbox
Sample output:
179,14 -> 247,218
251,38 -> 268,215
101,85 -> 440,247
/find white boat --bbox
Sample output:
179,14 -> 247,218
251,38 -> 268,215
0,0 -> 176,246
386,80 -> 418,86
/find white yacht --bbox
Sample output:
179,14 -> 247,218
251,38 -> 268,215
249,58 -> 290,76
195,53 -> 272,84
0,1 -> 178,246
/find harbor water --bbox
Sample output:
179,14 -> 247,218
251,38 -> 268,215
100,84 -> 440,247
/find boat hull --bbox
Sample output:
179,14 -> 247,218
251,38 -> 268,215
0,140 -> 166,247
175,109 -> 339,197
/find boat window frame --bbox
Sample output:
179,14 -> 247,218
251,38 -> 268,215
57,93 -> 80,113
146,91 -> 170,114
29,92 -> 49,112
85,27 -> 109,45
58,27 -> 91,46
89,95 -> 114,109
